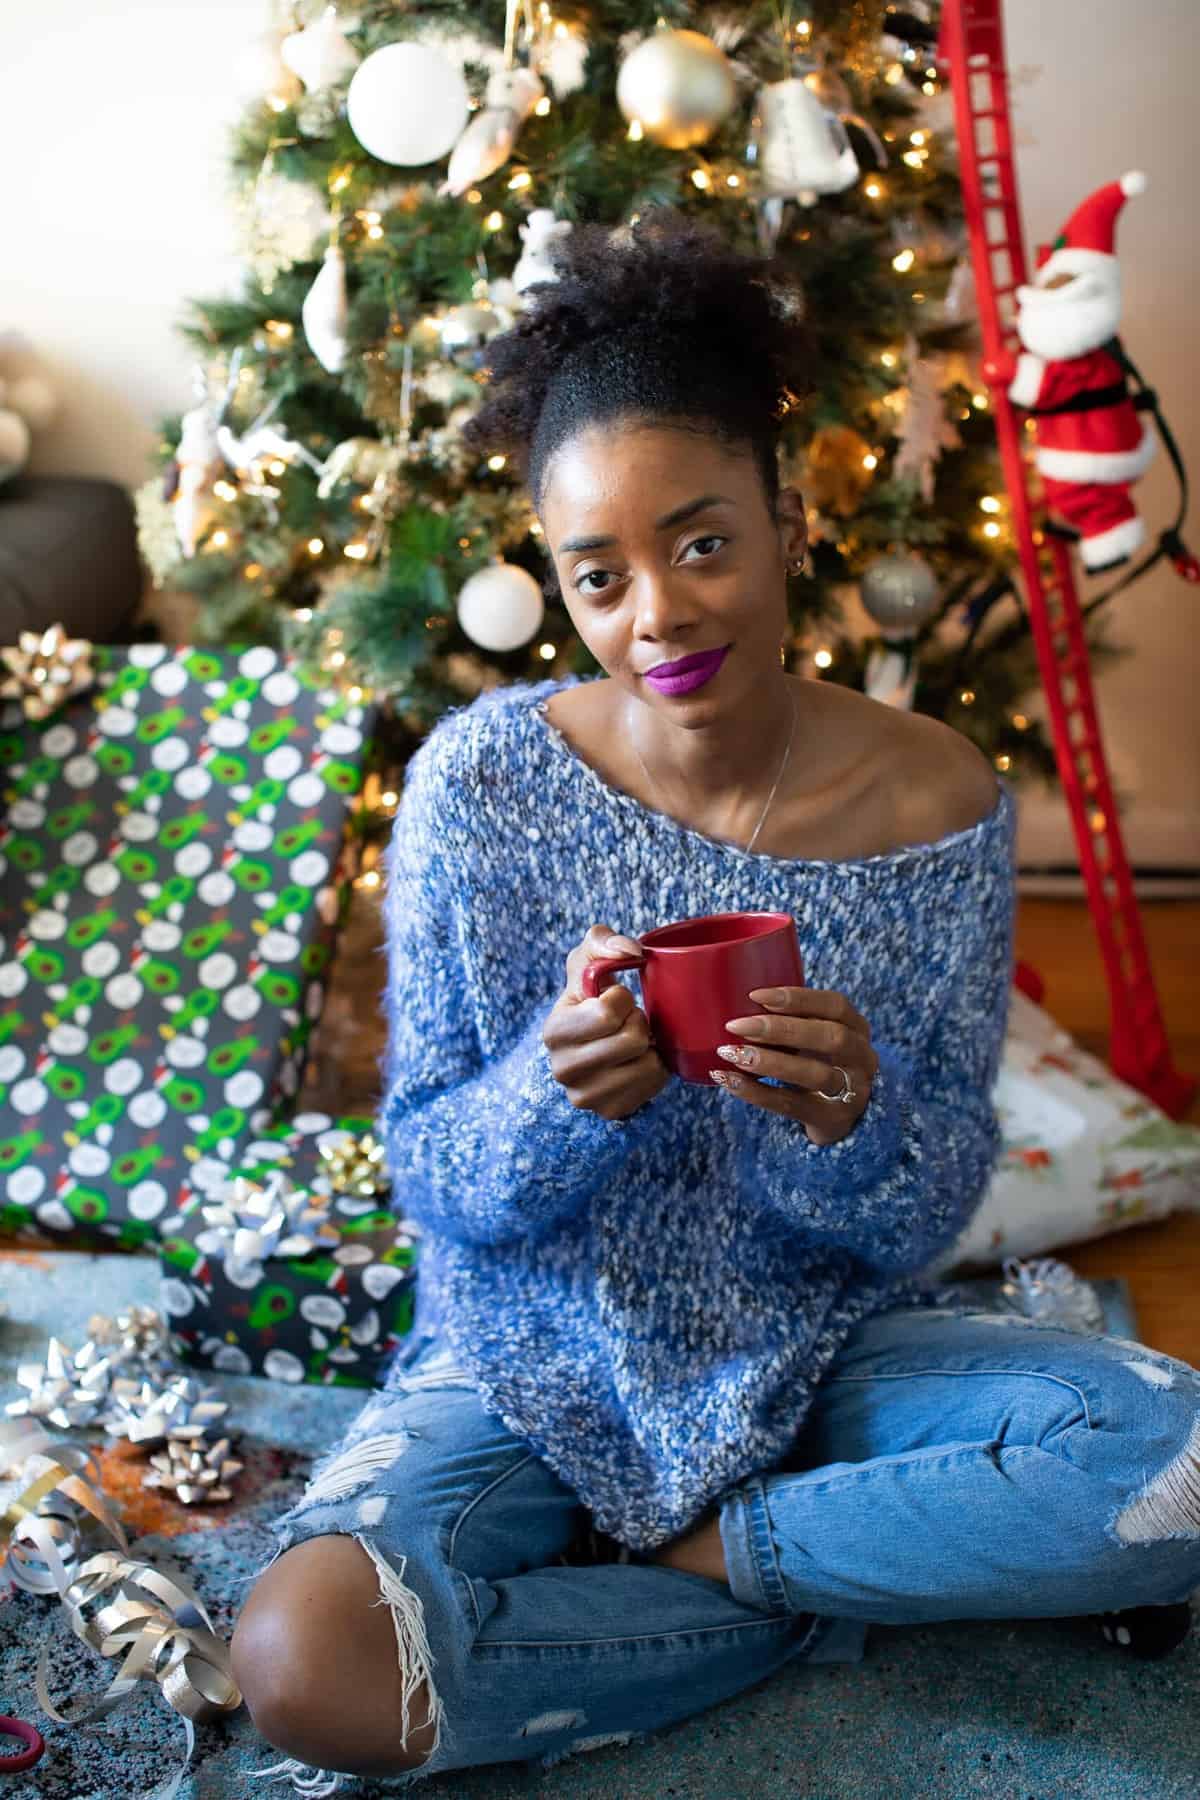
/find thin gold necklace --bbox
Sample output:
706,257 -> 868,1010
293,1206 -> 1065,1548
630,686 -> 798,855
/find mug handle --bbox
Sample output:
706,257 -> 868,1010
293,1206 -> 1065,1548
581,955 -> 643,999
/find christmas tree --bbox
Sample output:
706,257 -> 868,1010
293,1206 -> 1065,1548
138,0 -> 1110,850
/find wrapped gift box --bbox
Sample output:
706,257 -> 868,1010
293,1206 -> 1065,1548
0,645 -> 374,1247
159,1110 -> 420,1386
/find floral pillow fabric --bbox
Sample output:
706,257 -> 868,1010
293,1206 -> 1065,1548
932,990 -> 1200,1275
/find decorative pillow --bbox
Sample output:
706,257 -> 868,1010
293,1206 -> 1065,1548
932,989 -> 1200,1275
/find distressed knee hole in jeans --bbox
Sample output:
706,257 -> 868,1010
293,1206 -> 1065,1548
299,1432 -> 415,1510
1112,1414 -> 1200,1545
357,1533 -> 446,1765
1124,1360 -> 1175,1390
519,1708 -> 587,1736
538,1729 -> 641,1771
251,1535 -> 451,1793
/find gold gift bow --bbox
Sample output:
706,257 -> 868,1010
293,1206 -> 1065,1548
0,624 -> 95,722
1,1419 -> 241,1793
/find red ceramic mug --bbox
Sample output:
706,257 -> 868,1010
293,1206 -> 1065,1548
581,911 -> 804,1087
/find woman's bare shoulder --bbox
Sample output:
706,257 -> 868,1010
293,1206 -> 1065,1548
819,681 -> 1001,844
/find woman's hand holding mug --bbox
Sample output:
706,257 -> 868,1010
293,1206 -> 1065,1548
544,925 -> 671,1121
546,913 -> 875,1145
714,987 -> 878,1147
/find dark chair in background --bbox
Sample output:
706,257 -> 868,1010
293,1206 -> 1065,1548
0,476 -> 142,643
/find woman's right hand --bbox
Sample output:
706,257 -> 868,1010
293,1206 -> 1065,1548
544,925 -> 670,1121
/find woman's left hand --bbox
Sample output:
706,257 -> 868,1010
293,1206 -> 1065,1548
713,987 -> 878,1147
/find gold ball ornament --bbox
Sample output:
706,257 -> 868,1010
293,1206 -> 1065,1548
616,29 -> 737,150
802,425 -> 877,518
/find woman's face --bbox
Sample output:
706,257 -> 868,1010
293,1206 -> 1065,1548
539,421 -> 806,718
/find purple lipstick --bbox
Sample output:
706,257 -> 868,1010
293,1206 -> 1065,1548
643,645 -> 730,697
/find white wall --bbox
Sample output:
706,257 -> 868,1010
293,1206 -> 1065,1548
2,0 -> 1196,865
0,0 -> 250,481
1004,0 -> 1200,868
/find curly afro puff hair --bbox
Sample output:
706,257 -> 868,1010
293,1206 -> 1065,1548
461,208 -> 812,519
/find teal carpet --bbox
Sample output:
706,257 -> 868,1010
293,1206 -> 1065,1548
2,1251 -> 1197,1800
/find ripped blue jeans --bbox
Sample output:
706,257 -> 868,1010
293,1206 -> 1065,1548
258,1306 -> 1200,1790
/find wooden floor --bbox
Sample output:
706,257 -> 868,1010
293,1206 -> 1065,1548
304,895 -> 1200,1365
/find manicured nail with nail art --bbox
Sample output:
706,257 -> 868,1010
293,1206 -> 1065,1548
717,1044 -> 756,1069
710,1069 -> 736,1088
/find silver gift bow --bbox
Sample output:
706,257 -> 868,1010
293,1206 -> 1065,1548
101,1373 -> 230,1449
199,1169 -> 341,1282
6,1335 -> 116,1430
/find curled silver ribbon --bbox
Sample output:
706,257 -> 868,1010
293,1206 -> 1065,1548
1,1418 -> 242,1792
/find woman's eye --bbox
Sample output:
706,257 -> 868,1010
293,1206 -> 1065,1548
682,535 -> 727,561
576,569 -> 616,596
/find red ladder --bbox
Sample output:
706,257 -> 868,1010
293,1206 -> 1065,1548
940,0 -> 1195,1117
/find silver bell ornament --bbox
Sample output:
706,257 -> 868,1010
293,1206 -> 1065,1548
859,551 -> 941,639
616,28 -> 736,150
750,78 -> 859,203
797,55 -> 888,172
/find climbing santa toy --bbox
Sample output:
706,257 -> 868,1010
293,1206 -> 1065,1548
986,171 -> 1156,573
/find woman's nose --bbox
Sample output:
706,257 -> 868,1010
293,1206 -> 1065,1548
631,569 -> 700,642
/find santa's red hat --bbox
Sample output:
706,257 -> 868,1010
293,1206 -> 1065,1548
1034,171 -> 1147,283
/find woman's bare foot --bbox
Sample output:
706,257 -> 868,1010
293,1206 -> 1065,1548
651,1513 -> 729,1584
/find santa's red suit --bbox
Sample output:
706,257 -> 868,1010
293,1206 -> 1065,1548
986,172 -> 1154,573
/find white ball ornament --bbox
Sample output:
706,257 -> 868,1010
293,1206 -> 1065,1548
457,563 -> 545,653
616,29 -> 736,150
0,408 -> 31,483
347,42 -> 470,166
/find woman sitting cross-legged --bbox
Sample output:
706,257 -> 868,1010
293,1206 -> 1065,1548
231,212 -> 1200,1790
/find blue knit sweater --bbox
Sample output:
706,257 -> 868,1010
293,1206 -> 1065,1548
380,677 -> 1016,1551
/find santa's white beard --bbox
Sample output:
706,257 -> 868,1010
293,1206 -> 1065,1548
1015,276 -> 1121,362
